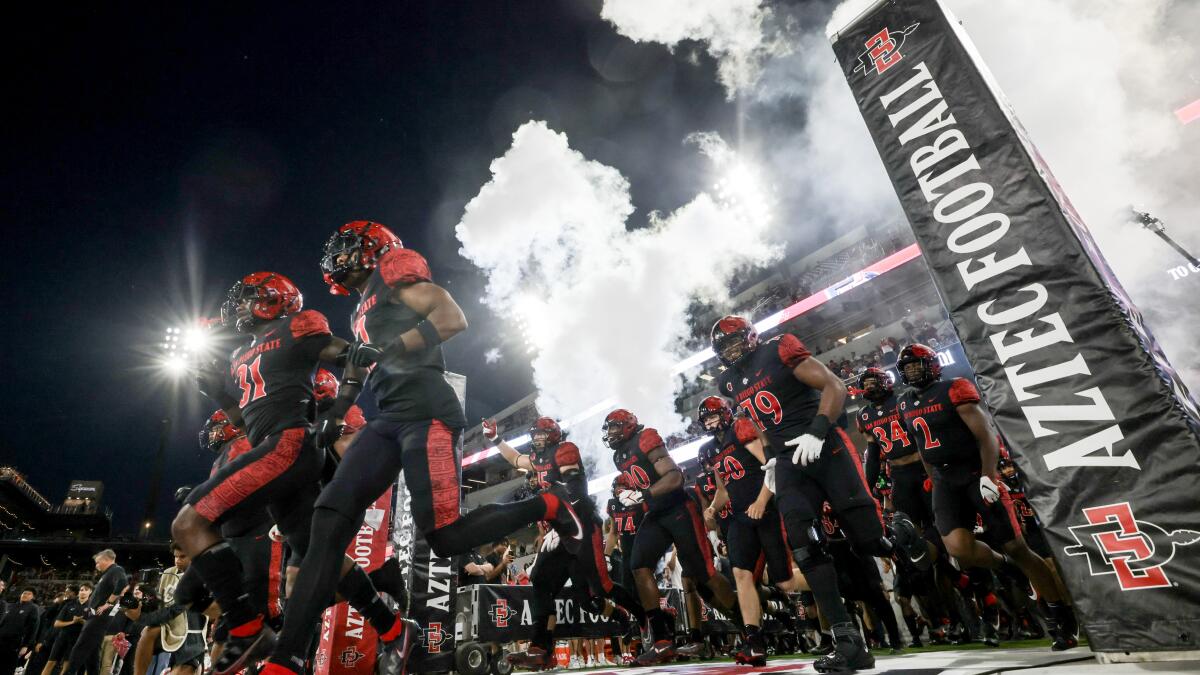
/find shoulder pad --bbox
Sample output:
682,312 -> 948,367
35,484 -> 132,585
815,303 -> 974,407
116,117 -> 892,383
290,310 -> 331,339
638,428 -> 664,454
555,442 -> 582,467
777,333 -> 811,368
733,417 -> 758,444
379,248 -> 433,288
949,378 -> 981,406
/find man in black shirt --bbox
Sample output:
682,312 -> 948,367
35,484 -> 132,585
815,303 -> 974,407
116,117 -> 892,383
42,585 -> 91,675
0,588 -> 41,675
458,546 -> 493,587
63,550 -> 127,675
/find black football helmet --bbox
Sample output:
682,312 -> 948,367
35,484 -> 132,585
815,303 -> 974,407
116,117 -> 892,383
857,367 -> 894,403
897,344 -> 941,387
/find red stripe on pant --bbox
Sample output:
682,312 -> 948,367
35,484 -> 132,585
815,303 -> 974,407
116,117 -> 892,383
591,527 -> 614,593
427,420 -> 461,530
753,551 -> 766,584
684,500 -> 717,580
194,427 -> 306,522
996,483 -> 1024,542
838,428 -> 884,525
268,538 -> 284,618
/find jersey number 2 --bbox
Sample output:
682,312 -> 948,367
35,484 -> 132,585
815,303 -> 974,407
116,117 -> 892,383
236,355 -> 267,407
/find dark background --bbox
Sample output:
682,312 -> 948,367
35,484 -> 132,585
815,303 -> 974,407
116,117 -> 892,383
0,1 -> 750,533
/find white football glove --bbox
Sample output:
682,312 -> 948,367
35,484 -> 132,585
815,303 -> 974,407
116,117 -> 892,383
707,530 -> 721,551
481,418 -> 498,442
786,434 -> 824,466
541,529 -> 560,552
268,525 -> 285,543
761,458 -> 777,493
979,475 -> 1001,504
617,489 -> 645,507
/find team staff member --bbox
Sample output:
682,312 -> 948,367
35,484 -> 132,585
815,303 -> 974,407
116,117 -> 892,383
604,408 -> 737,665
0,589 -> 40,675
894,344 -> 1077,651
712,316 -> 924,673
62,551 -> 126,675
262,222 -> 582,675
696,396 -> 807,667
40,585 -> 90,675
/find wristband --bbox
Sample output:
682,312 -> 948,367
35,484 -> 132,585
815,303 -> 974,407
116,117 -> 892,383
415,319 -> 442,348
807,414 -> 832,440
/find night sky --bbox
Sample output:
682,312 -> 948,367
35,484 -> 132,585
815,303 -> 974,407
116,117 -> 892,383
1,2 -> 750,533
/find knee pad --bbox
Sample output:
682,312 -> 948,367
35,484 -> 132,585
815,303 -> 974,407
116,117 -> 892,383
788,520 -> 830,572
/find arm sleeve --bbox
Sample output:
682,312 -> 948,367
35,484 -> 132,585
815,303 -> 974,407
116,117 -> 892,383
949,378 -> 982,406
864,444 -> 881,493
379,248 -> 433,288
777,334 -> 812,368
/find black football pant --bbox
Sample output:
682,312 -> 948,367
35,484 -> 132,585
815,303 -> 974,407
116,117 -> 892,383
271,417 -> 555,668
63,614 -> 108,675
830,540 -> 901,647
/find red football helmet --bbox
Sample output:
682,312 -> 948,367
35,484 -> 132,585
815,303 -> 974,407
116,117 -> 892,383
321,221 -> 403,295
199,409 -> 241,452
897,344 -> 941,387
711,315 -> 758,367
223,272 -> 303,332
697,396 -> 733,433
528,417 -> 562,450
314,368 -> 339,402
602,409 -> 639,448
857,367 -> 894,403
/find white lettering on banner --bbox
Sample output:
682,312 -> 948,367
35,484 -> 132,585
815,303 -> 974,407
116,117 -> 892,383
426,559 -> 452,612
878,61 -> 1139,471
352,526 -> 373,566
521,601 -> 532,626
344,609 -> 364,640
1166,262 -> 1200,280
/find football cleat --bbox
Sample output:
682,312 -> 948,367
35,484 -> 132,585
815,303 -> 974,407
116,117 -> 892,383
506,646 -> 558,671
889,512 -> 932,571
634,640 -> 676,666
213,623 -> 276,675
376,618 -> 419,675
813,635 -> 874,673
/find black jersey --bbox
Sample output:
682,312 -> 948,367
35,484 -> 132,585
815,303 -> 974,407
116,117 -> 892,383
607,497 -> 647,536
350,247 -> 466,427
611,426 -> 685,513
529,441 -> 587,500
227,310 -> 331,445
896,377 -> 982,466
692,470 -> 732,522
716,333 -> 847,451
855,394 -> 916,461
698,417 -> 767,512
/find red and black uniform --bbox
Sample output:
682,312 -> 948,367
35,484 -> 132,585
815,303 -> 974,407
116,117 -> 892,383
691,470 -> 731,541
615,427 -> 716,583
699,417 -> 791,583
897,378 -> 1020,542
859,394 -> 933,528
607,497 -> 646,592
716,334 -> 881,544
998,443 -> 1050,556
209,437 -> 285,630
186,310 -> 329,543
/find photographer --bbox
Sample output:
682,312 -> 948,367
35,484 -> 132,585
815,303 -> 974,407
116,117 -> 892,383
63,550 -> 126,675
123,545 -> 212,675
41,585 -> 91,675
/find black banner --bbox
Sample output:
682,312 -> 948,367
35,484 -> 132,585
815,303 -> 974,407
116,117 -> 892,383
408,535 -> 456,670
829,0 -> 1200,654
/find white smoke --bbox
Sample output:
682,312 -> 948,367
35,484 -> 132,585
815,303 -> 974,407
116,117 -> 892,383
600,0 -> 790,97
604,0 -> 1200,389
456,122 -> 781,465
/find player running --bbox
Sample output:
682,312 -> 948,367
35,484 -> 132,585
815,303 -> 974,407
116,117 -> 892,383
261,222 -> 582,675
484,416 -> 645,670
711,316 -> 924,673
176,272 -> 395,675
604,408 -> 738,665
894,344 -> 1078,650
695,396 -> 806,666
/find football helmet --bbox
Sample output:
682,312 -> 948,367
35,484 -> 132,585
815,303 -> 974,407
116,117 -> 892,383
223,272 -> 303,332
602,409 -> 639,449
857,367 -> 894,403
711,315 -> 758,367
314,368 -> 339,403
697,396 -> 733,433
897,344 -> 941,387
321,221 -> 403,295
199,409 -> 241,452
529,416 -> 562,450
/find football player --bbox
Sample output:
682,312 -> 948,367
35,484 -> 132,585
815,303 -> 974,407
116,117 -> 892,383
262,222 -> 582,675
604,408 -> 738,665
484,417 -> 644,670
176,272 -> 397,675
711,316 -> 924,673
696,396 -> 806,666
894,344 -> 1077,650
